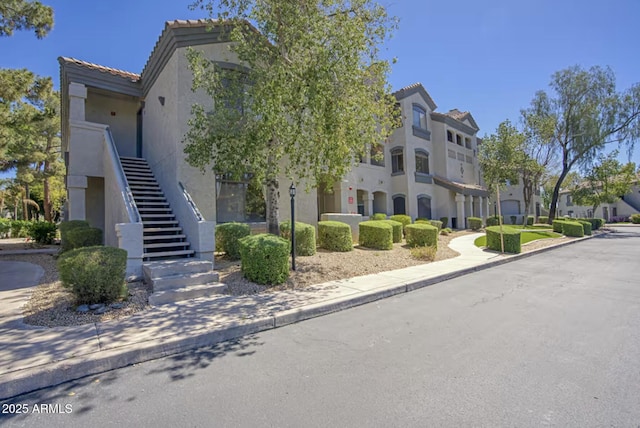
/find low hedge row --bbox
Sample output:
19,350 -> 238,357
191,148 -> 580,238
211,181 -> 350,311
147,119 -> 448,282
577,220 -> 592,236
280,221 -> 317,256
318,221 -> 353,252
216,222 -> 251,260
527,216 -> 534,226
467,217 -> 482,231
415,218 -> 442,230
376,219 -> 403,243
552,219 -> 566,233
359,221 -> 393,250
405,223 -> 438,248
239,234 -> 290,285
389,214 -> 412,233
28,221 -> 57,244
538,216 -> 549,224
486,226 -> 521,254
486,216 -> 503,227
371,213 -> 387,220
58,246 -> 127,304
562,221 -> 584,237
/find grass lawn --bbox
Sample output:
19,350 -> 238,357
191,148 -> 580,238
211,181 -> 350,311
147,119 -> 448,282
474,230 -> 562,247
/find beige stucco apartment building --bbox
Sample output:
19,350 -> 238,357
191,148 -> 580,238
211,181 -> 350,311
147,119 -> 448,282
556,184 -> 640,221
59,20 -> 491,275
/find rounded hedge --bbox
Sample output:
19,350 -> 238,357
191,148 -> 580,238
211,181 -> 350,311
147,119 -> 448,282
486,226 -> 521,254
527,216 -> 535,226
377,219 -> 403,243
405,223 -> 438,248
562,221 -> 584,237
59,220 -> 91,251
439,217 -> 449,228
28,221 -> 57,244
371,213 -> 387,220
538,216 -> 549,224
216,222 -> 251,260
467,217 -> 482,231
631,214 -> 640,224
359,220 -> 393,250
58,246 -> 127,304
389,214 -> 412,232
318,221 -> 353,252
552,219 -> 566,233
280,220 -> 317,256
239,234 -> 290,285
577,220 -> 592,236
65,227 -> 103,251
486,216 -> 502,227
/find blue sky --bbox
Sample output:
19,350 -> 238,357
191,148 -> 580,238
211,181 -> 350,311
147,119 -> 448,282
1,0 -> 639,179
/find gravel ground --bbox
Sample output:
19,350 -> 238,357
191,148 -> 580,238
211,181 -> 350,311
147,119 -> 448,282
1,229 -> 596,328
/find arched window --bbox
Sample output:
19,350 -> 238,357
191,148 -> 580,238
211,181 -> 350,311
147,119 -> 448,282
391,147 -> 404,174
370,143 -> 384,166
417,195 -> 432,220
415,150 -> 429,174
393,194 -> 406,215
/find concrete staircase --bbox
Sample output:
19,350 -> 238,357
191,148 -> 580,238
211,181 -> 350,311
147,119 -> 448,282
119,156 -> 227,305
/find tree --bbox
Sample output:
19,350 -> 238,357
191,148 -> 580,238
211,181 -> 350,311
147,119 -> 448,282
570,150 -> 636,213
184,0 -> 398,234
0,0 -> 53,38
478,120 -> 524,251
529,65 -> 640,221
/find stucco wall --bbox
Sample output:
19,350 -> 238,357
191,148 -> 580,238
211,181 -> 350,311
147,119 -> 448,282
86,90 -> 139,158
85,177 -> 105,241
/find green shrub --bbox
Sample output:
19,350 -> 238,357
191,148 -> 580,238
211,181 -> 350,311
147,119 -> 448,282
389,214 -> 412,233
65,227 -> 102,251
593,218 -> 605,230
510,215 -> 517,225
552,219 -> 566,234
562,221 -> 584,237
58,246 -> 127,304
630,214 -> 640,224
577,220 -> 592,236
439,217 -> 448,228
467,217 -> 482,231
359,220 -> 393,250
527,216 -> 534,226
10,220 -> 30,238
415,217 -> 429,222
429,220 -> 443,230
486,226 -> 521,254
238,234 -> 290,285
215,222 -> 251,260
377,219 -> 402,243
318,221 -> 353,252
405,223 -> 438,248
59,220 -> 90,251
280,221 -> 316,256
371,213 -> 387,220
538,216 -> 549,224
28,221 -> 57,244
0,218 -> 10,237
486,216 -> 502,227
440,227 -> 452,236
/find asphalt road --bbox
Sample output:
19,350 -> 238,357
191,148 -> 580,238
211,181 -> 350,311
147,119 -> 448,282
2,226 -> 640,427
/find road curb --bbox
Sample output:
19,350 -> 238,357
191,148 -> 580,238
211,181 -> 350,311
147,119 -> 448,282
0,231 -> 603,400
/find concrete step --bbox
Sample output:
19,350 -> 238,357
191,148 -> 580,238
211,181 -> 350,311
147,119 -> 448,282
137,201 -> 170,207
143,220 -> 179,226
144,241 -> 189,249
135,196 -> 167,201
124,171 -> 155,177
138,207 -> 173,213
151,271 -> 220,292
122,166 -> 152,173
143,234 -> 187,241
144,249 -> 195,259
143,259 -> 213,278
148,283 -> 227,306
129,179 -> 158,185
143,226 -> 182,233
132,190 -> 164,195
140,214 -> 175,219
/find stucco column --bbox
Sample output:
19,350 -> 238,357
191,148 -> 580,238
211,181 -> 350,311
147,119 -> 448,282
365,195 -> 374,217
68,82 -> 87,121
468,195 -> 475,218
455,193 -> 466,229
485,198 -> 491,219
67,175 -> 87,220
479,196 -> 484,220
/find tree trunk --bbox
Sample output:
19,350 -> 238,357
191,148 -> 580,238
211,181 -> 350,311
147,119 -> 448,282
265,176 -> 280,235
496,187 -> 504,253
23,185 -> 29,221
522,180 -> 532,226
43,173 -> 52,222
548,168 -> 569,223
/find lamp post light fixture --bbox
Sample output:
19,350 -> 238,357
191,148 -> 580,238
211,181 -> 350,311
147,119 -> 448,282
289,183 -> 296,271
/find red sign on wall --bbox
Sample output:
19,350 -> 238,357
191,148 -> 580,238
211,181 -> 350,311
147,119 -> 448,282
348,196 -> 354,204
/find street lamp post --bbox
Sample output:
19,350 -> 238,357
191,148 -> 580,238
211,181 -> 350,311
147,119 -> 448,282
289,183 -> 296,271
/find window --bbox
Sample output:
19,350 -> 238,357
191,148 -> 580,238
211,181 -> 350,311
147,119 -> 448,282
391,148 -> 404,174
456,134 -> 462,146
417,195 -> 432,219
465,137 -> 471,149
393,195 -> 406,215
413,105 -> 427,130
566,195 -> 572,206
415,151 -> 429,174
447,130 -> 453,142
370,144 -> 384,167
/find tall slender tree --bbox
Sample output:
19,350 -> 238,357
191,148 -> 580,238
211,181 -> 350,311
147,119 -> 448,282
184,0 -> 398,234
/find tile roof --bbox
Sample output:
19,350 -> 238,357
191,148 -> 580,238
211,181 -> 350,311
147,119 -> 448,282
59,57 -> 140,82
445,109 -> 469,121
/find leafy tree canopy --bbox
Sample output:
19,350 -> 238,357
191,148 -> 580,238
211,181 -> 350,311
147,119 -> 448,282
0,0 -> 53,38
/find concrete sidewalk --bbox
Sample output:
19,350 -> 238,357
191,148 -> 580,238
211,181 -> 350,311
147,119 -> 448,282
0,232 -> 594,400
